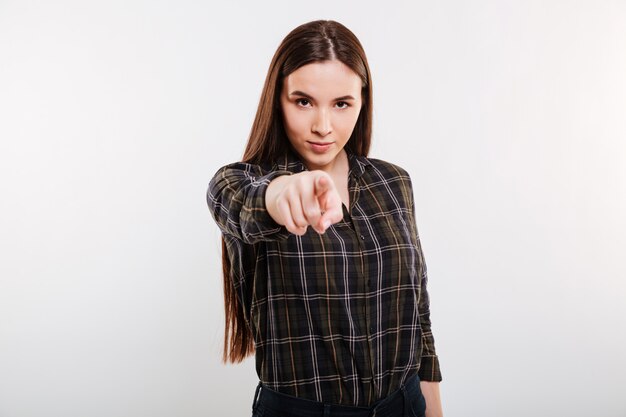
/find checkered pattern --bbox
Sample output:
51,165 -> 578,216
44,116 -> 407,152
207,150 -> 442,407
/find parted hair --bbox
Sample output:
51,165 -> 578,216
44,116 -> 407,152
222,19 -> 374,363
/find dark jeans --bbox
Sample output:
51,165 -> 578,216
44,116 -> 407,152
251,375 -> 426,417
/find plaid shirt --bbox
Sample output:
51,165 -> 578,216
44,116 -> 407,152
207,150 -> 442,406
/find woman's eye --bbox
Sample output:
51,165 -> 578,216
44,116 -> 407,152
296,98 -> 310,107
336,101 -> 349,109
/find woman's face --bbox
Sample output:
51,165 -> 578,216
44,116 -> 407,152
280,60 -> 363,173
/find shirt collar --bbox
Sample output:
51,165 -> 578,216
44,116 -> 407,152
272,147 -> 372,179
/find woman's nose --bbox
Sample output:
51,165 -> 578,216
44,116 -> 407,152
312,109 -> 332,136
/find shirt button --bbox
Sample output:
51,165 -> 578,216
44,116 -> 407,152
360,234 -> 365,240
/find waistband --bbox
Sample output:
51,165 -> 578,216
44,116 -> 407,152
252,374 -> 425,417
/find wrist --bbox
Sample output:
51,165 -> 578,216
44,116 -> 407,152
265,175 -> 292,225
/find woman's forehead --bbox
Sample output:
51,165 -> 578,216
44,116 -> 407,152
282,60 -> 362,99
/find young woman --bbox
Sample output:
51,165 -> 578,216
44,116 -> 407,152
207,20 -> 443,417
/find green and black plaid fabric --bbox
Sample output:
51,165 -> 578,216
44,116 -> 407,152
207,150 -> 442,407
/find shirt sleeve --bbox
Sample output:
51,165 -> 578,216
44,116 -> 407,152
207,162 -> 293,244
406,173 -> 443,382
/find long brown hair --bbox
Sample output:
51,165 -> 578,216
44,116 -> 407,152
221,20 -> 374,363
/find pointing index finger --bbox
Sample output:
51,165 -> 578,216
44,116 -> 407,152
314,173 -> 334,196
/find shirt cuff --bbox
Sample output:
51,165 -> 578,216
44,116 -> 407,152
239,170 -> 293,242
418,355 -> 442,382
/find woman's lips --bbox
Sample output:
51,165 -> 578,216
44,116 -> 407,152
308,141 -> 334,153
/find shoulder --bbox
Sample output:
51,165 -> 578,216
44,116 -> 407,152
210,160 -> 288,185
356,156 -> 416,210
211,151 -> 305,181
361,156 -> 413,184
212,161 -> 269,178
208,160 -> 295,199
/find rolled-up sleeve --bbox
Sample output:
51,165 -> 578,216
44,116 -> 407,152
207,162 -> 292,244
415,257 -> 443,382
405,173 -> 443,382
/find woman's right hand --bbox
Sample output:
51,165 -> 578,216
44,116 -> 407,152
265,171 -> 344,235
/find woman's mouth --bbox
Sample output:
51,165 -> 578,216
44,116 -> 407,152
308,141 -> 334,153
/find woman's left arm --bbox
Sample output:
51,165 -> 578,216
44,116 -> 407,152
420,381 -> 443,417
401,170 -> 444,416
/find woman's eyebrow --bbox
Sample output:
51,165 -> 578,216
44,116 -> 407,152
289,90 -> 356,101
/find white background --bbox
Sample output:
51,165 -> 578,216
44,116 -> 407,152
1,1 -> 625,416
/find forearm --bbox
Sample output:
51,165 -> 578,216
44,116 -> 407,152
420,381 -> 443,417
265,174 -> 293,226
207,164 -> 291,243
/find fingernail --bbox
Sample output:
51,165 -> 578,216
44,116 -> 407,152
323,220 -> 331,230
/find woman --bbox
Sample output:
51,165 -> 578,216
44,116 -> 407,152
207,20 -> 443,417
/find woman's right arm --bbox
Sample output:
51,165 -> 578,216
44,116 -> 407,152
207,163 -> 343,243
207,162 -> 293,244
